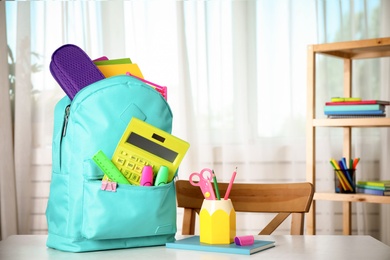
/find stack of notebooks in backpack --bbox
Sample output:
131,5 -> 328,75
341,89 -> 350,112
356,180 -> 390,196
324,98 -> 390,118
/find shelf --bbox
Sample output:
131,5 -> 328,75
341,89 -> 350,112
306,37 -> 390,236
313,118 -> 390,127
311,37 -> 390,59
314,192 -> 390,204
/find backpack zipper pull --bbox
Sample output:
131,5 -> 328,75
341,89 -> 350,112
62,105 -> 70,137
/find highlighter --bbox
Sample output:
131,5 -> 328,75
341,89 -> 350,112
140,166 -> 153,186
155,166 -> 169,186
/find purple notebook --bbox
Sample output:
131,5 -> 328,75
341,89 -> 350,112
50,44 -> 105,100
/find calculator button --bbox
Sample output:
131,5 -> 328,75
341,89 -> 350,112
129,173 -> 140,183
122,170 -> 131,179
129,155 -> 138,161
126,162 -> 135,170
134,165 -> 143,173
138,158 -> 147,165
116,157 -> 125,165
112,151 -> 158,185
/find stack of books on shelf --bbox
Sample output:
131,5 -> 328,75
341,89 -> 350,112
324,97 -> 390,118
356,180 -> 390,196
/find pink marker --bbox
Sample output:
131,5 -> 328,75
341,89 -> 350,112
140,166 -> 154,186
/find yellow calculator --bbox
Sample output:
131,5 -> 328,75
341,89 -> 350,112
110,117 -> 190,185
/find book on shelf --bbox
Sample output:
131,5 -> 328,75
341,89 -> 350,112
324,110 -> 385,116
357,180 -> 390,196
357,187 -> 390,196
330,97 -> 362,102
327,114 -> 386,119
357,180 -> 390,188
324,104 -> 385,112
326,100 -> 390,106
356,184 -> 390,191
166,236 -> 275,255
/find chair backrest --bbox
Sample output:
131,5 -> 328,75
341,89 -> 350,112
175,180 -> 314,235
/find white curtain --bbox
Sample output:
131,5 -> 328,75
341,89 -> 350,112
0,1 -> 18,239
1,0 -> 389,245
1,1 -> 33,238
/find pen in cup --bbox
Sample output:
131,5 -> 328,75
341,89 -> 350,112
330,159 -> 350,191
224,167 -> 237,200
353,157 -> 360,169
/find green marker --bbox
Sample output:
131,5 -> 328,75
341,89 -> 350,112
155,166 -> 169,186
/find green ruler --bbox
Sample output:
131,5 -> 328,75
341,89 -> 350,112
92,150 -> 130,185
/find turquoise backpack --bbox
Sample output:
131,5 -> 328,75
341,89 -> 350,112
46,75 -> 177,252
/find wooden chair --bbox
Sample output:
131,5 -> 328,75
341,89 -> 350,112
175,180 -> 314,235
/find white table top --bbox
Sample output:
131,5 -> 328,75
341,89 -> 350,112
1,235 -> 390,260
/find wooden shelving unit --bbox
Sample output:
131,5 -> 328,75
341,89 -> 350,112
306,37 -> 390,235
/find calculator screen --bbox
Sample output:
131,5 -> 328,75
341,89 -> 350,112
126,132 -> 178,162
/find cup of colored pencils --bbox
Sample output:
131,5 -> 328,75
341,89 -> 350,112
330,157 -> 359,194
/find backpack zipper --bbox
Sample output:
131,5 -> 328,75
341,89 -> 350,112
62,105 -> 70,137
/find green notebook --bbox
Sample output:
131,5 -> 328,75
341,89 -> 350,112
166,236 -> 275,255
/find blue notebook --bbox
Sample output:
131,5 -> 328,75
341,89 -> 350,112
324,110 -> 385,115
166,236 -> 275,255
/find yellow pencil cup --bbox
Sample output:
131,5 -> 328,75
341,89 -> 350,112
199,199 -> 236,245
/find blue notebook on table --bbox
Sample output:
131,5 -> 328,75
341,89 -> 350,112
166,236 -> 275,255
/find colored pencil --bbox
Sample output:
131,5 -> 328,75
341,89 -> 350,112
212,170 -> 221,200
224,167 -> 237,200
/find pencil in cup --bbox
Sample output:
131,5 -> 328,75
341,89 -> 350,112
330,158 -> 355,193
224,167 -> 237,200
212,170 -> 221,200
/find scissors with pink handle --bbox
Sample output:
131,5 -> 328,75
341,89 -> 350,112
189,168 -> 216,200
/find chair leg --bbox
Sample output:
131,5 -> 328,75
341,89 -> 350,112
182,208 -> 196,235
259,213 -> 290,235
290,213 -> 304,235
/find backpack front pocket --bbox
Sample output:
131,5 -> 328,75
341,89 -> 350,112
81,180 -> 177,240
